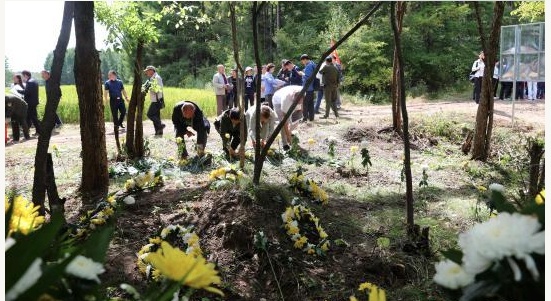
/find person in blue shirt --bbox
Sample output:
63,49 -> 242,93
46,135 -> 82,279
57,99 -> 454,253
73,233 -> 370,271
263,63 -> 285,108
299,54 -> 316,122
103,70 -> 129,129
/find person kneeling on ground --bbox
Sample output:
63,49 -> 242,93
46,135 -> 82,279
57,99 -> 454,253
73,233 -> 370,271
172,101 -> 211,159
245,104 -> 278,148
5,95 -> 30,142
214,107 -> 247,158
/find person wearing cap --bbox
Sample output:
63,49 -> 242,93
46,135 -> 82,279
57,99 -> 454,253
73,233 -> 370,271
214,107 -> 247,158
104,70 -> 129,129
243,66 -> 256,110
40,70 -> 63,128
299,54 -> 316,122
172,101 -> 211,159
142,65 -> 165,136
319,56 -> 339,119
213,65 -> 232,116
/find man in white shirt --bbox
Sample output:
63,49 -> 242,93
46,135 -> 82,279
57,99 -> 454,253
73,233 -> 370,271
471,51 -> 485,104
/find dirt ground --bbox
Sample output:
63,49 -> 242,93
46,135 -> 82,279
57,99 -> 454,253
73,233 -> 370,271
4,97 -> 545,300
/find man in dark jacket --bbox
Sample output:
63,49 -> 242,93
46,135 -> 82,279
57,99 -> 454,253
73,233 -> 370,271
18,70 -> 41,135
285,60 -> 303,86
214,107 -> 247,158
5,95 -> 30,141
172,101 -> 210,158
319,56 -> 340,119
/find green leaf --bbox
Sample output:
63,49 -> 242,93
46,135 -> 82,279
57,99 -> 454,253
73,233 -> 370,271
81,223 -> 116,263
376,237 -> 390,249
440,249 -> 463,265
490,191 -> 517,213
333,238 -> 349,247
5,213 -> 64,291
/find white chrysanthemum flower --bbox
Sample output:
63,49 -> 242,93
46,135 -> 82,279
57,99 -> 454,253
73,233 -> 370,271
459,212 -> 544,274
6,258 -> 42,301
421,164 -> 429,172
488,183 -> 505,193
433,259 -> 475,289
360,139 -> 369,149
5,237 -> 16,251
123,196 -> 136,205
65,255 -> 105,283
291,233 -> 301,241
328,136 -> 337,142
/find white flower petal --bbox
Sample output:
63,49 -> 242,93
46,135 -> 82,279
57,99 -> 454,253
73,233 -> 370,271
433,259 -> 475,289
7,258 -> 42,301
65,255 -> 105,283
123,196 -> 136,205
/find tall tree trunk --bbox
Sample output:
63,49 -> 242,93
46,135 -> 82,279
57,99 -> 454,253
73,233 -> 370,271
252,2 -> 265,184
391,2 -> 406,133
125,41 -> 145,159
391,1 -> 415,232
74,1 -> 109,201
252,2 -> 383,184
471,2 -> 505,161
32,2 -> 73,215
527,139 -> 544,199
229,3 -> 246,169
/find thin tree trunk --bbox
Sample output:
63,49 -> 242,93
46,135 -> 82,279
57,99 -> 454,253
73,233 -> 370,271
32,2 -> 73,215
252,2 -> 266,184
471,2 -> 505,161
74,1 -> 109,201
527,140 -> 544,199
252,2 -> 383,184
391,2 -> 406,133
391,1 -> 415,232
125,41 -> 145,159
46,153 -> 65,221
229,3 -> 246,169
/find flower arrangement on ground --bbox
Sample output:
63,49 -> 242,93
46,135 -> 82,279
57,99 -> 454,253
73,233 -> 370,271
349,281 -> 387,301
433,186 -> 545,301
125,170 -> 164,192
137,224 -> 203,281
5,195 -> 45,236
208,165 -> 245,188
71,195 -> 119,239
288,167 -> 329,205
136,224 -> 223,296
281,205 -> 330,255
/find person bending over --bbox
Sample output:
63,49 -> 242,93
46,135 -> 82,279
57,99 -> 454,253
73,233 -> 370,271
214,107 -> 247,158
245,104 -> 278,148
172,101 -> 211,159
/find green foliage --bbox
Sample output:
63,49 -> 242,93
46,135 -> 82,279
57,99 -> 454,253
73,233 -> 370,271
510,2 -> 545,22
5,56 -> 14,87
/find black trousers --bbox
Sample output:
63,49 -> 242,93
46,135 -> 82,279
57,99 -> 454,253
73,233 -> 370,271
244,93 -> 255,110
473,77 -> 482,104
499,82 -> 513,100
27,104 -> 41,133
110,97 -> 126,127
146,101 -> 163,132
302,91 -> 315,121
10,117 -> 30,141
492,78 -> 499,97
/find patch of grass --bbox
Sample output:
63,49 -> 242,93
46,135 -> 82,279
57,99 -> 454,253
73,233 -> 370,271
6,85 -> 217,124
410,113 -> 467,144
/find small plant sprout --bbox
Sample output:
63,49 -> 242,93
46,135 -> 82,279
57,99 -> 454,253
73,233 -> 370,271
348,145 -> 359,174
360,140 -> 372,182
327,137 -> 337,159
419,164 -> 429,188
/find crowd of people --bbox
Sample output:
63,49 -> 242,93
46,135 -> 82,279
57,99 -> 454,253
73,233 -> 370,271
471,51 -> 545,104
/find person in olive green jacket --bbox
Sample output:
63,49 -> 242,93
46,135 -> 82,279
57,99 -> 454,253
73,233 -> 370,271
214,107 -> 247,158
319,56 -> 340,119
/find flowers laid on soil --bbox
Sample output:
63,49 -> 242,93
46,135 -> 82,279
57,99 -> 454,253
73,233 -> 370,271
281,205 -> 330,255
125,170 -> 164,192
288,167 -> 329,205
349,281 -> 387,301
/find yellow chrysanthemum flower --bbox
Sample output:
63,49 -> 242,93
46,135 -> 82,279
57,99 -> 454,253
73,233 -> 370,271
6,195 -> 45,236
308,138 -> 315,146
103,207 -> 115,217
91,218 -> 106,225
358,282 -> 375,291
535,189 -> 545,205
318,229 -> 328,239
175,137 -> 183,144
349,296 -> 359,301
307,248 -> 315,255
149,237 -> 162,244
145,241 -> 224,296
321,241 -> 330,252
350,145 -> 359,154
294,236 -> 308,249
224,133 -> 230,139
107,196 -> 116,205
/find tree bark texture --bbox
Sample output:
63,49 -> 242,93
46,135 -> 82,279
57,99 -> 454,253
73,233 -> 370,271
32,2 -> 73,215
252,2 -> 266,184
391,2 -> 406,133
252,2 -> 383,184
74,1 -> 109,201
471,2 -> 505,161
46,153 -> 65,221
391,1 -> 415,232
527,140 -> 544,199
125,41 -> 145,159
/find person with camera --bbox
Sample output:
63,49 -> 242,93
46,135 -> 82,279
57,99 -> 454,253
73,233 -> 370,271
142,65 -> 165,136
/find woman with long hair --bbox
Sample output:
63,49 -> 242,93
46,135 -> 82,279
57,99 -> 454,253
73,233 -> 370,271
10,74 -> 25,98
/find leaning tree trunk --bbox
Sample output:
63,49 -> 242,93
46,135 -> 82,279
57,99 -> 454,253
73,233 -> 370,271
252,2 -> 383,184
471,2 -> 505,161
74,1 -> 109,202
125,41 -> 145,159
391,1 -> 406,133
391,1 -> 415,232
252,2 -> 265,184
31,1 -> 73,215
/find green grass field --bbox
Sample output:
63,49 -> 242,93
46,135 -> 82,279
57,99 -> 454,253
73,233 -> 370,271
6,85 -> 217,124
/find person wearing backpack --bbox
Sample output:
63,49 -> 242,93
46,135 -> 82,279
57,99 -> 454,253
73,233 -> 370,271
471,51 -> 485,104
